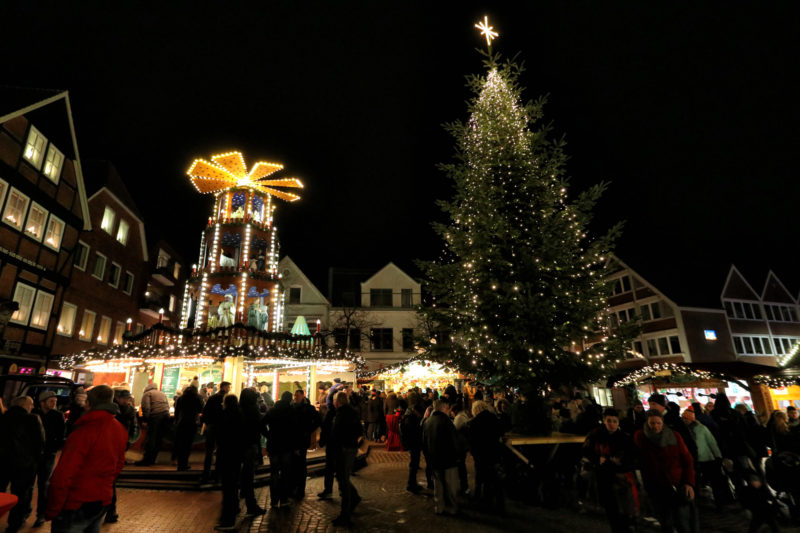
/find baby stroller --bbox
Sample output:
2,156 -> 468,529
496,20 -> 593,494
764,451 -> 800,522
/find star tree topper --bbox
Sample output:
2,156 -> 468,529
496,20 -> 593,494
475,15 -> 499,49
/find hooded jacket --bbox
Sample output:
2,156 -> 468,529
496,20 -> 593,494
141,384 -> 170,418
45,406 -> 127,518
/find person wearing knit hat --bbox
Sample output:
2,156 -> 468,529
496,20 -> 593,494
647,393 -> 698,462
66,387 -> 87,435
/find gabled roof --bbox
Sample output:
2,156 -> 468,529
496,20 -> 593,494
0,87 -> 91,230
279,256 -> 330,305
761,270 -> 796,304
83,160 -> 144,220
721,265 -> 761,302
608,255 -> 679,309
361,262 -> 419,288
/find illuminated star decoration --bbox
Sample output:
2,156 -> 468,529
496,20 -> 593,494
475,15 -> 499,48
187,151 -> 304,202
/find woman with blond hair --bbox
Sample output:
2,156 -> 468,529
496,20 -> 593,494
766,410 -> 800,454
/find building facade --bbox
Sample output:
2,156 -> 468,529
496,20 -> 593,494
281,260 -> 423,371
0,91 -> 91,373
51,162 -> 149,356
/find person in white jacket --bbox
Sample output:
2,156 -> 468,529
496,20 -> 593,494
135,384 -> 170,466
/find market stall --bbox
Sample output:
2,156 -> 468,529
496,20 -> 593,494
358,357 -> 468,393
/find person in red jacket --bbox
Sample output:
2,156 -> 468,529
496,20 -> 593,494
45,385 -> 127,533
634,409 -> 697,533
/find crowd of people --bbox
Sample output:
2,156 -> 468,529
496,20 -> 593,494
581,392 -> 796,533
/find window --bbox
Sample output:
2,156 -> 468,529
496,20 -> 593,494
334,328 -> 361,350
43,145 -> 64,182
735,335 -> 782,355
116,219 -> 129,245
101,206 -> 116,234
371,328 -> 393,351
633,341 -> 644,355
402,328 -> 415,351
726,300 -> 770,321
24,202 -> 47,241
0,178 -> 8,209
657,337 -> 670,356
44,214 -> 65,251
401,289 -> 413,308
640,304 -> 651,321
23,126 -> 46,169
135,323 -> 144,335
74,241 -> 89,270
650,302 -> 662,319
646,339 -> 657,356
3,188 -> 30,230
173,262 -> 181,279
612,275 -> 632,295
289,287 -> 301,304
669,336 -> 682,354
92,252 -> 107,280
57,302 -> 77,336
29,291 -> 54,329
123,271 -> 134,295
763,304 -> 799,323
78,310 -> 96,341
113,322 -> 125,344
370,289 -> 393,307
97,316 -> 112,344
108,262 -> 121,288
169,294 -> 176,312
10,283 -> 36,325
157,249 -> 170,268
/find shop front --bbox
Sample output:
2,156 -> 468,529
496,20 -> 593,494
359,358 -> 467,394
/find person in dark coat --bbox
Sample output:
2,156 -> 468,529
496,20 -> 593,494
366,391 -> 383,441
239,388 -> 266,516
215,394 -> 245,531
105,389 -> 137,524
468,400 -> 505,513
422,399 -> 459,516
402,392 -> 426,493
264,391 -> 296,508
316,402 -> 337,500
65,387 -> 87,435
634,409 -> 696,533
291,389 -> 321,499
201,381 -> 230,482
0,396 -> 44,533
174,385 -> 203,471
622,400 -> 646,434
582,408 -> 638,533
32,391 -> 65,527
711,393 -> 754,495
329,391 -> 362,527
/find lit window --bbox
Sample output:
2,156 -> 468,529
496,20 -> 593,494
42,145 -> 64,183
108,262 -> 121,288
3,188 -> 30,230
113,322 -> 125,344
169,294 -> 176,312
10,283 -> 36,325
116,219 -> 129,245
0,178 -> 8,208
23,126 -> 47,169
157,249 -> 170,268
703,330 -> 717,341
73,241 -> 89,270
92,252 -> 107,280
123,272 -> 134,295
173,262 -> 181,279
29,291 -> 54,330
78,310 -> 96,341
97,316 -> 111,345
101,206 -> 115,234
24,202 -> 47,241
44,215 -> 65,251
57,302 -> 77,336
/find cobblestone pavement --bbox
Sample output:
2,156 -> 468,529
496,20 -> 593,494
8,444 -> 800,533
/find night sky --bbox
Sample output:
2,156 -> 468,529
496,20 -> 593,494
3,3 -> 800,305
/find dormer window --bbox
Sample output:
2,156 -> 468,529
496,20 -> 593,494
23,126 -> 46,170
43,145 -> 64,183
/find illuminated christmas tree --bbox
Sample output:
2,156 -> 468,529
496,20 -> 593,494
422,28 -> 623,392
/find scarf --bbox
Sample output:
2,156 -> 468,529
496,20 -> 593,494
643,423 -> 677,447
